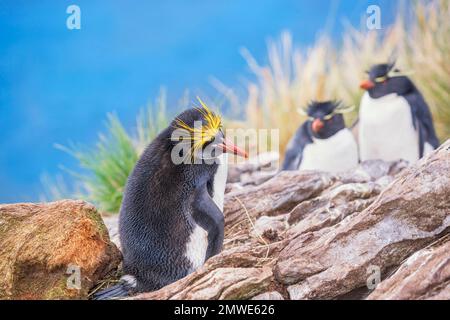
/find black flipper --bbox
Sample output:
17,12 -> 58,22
192,184 -> 224,260
281,122 -> 313,171
404,88 -> 440,157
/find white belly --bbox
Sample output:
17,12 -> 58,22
359,92 -> 419,163
212,153 -> 228,211
299,128 -> 358,173
185,225 -> 208,272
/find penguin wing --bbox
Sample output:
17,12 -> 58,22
192,185 -> 224,260
404,91 -> 440,154
281,123 -> 313,171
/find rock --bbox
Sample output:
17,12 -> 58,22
286,180 -> 387,236
127,140 -> 449,300
277,142 -> 450,299
251,291 -> 284,300
367,235 -> 450,300
224,159 -> 408,231
224,170 -> 336,229
227,152 -> 279,185
131,267 -> 273,300
251,215 -> 288,240
240,170 -> 278,186
0,200 -> 121,299
103,215 -> 121,249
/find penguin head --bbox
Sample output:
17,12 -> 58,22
360,63 -> 414,98
299,101 -> 352,139
170,98 -> 248,164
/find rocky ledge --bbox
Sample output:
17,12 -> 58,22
0,140 -> 449,300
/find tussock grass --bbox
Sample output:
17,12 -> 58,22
220,0 -> 449,157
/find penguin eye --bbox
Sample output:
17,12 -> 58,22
323,113 -> 334,121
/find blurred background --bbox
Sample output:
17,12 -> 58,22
1,0 -> 448,211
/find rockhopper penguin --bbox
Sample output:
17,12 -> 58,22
282,101 -> 358,173
359,62 -> 439,163
93,100 -> 247,299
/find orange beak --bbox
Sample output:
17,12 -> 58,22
312,119 -> 324,133
220,138 -> 248,158
360,80 -> 375,90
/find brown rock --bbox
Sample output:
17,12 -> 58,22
224,158 -> 407,230
367,236 -> 450,300
132,267 -> 273,300
251,291 -> 284,300
227,152 -> 279,184
286,180 -> 388,237
224,171 -> 336,228
251,215 -> 288,239
276,142 -> 450,299
0,200 -> 121,299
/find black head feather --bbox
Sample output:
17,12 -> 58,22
304,101 -> 347,139
365,63 -> 415,98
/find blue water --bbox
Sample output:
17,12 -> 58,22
0,0 -> 399,202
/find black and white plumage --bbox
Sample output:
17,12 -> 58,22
282,101 -> 358,173
359,63 -> 439,163
93,103 -> 247,300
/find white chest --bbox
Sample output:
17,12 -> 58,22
212,153 -> 228,211
185,225 -> 208,272
359,92 -> 419,163
299,128 -> 358,173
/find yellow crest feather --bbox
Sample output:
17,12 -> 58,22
174,97 -> 222,157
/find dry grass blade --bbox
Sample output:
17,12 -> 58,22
233,196 -> 271,265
